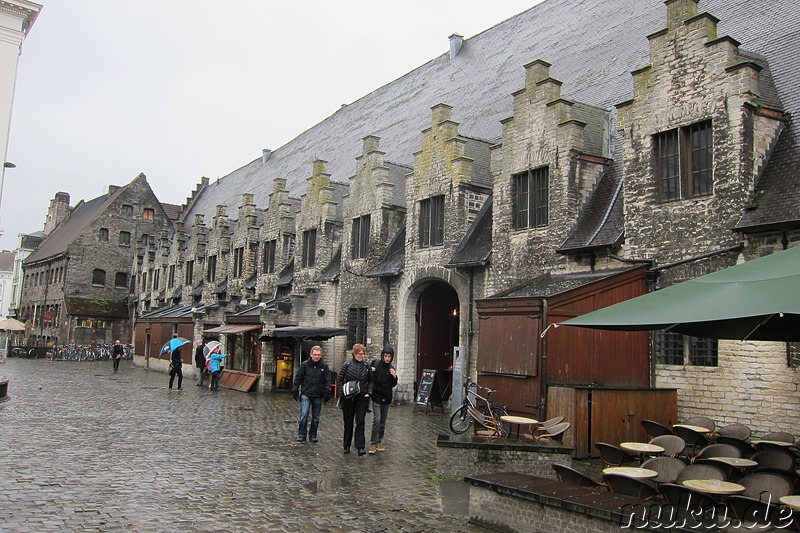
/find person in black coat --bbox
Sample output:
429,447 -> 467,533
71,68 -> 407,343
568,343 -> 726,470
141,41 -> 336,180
337,343 -> 373,456
368,346 -> 398,454
112,340 -> 124,373
169,346 -> 183,390
291,345 -> 332,443
194,340 -> 207,386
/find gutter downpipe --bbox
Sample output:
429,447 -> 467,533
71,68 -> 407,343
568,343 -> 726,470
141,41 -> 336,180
383,278 -> 391,347
540,297 -> 549,420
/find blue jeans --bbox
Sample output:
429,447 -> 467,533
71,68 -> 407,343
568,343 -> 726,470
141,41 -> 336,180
298,395 -> 323,440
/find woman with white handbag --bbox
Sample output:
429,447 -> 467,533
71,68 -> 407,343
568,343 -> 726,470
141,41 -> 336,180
337,343 -> 373,456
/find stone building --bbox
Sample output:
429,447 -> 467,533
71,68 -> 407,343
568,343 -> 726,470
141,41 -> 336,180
132,0 -> 800,434
20,174 -> 174,346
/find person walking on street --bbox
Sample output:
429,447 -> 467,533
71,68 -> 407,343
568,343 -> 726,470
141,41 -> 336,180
112,340 -> 124,373
194,340 -> 206,386
337,343 -> 373,456
169,347 -> 183,390
369,346 -> 398,454
207,342 -> 227,391
292,345 -> 331,443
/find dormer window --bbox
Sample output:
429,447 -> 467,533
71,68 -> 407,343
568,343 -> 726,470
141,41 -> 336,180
512,167 -> 549,229
655,120 -> 713,202
419,196 -> 444,248
302,229 -> 316,267
351,215 -> 370,259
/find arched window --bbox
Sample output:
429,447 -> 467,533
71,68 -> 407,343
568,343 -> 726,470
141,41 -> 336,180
92,269 -> 106,286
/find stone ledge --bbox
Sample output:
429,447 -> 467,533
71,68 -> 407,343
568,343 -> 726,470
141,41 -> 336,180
436,434 -> 573,479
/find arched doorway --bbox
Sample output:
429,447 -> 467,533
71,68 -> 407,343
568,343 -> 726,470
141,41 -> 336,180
416,281 -> 459,402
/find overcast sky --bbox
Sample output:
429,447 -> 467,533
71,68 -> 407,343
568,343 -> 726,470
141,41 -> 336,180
1,0 -> 544,251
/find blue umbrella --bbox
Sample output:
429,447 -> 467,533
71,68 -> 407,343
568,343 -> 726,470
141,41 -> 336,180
159,337 -> 191,355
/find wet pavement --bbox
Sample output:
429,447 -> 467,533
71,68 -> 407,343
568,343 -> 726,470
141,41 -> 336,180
0,359 -> 491,532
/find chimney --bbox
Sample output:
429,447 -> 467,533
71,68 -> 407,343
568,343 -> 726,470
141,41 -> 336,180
449,34 -> 463,59
262,149 -> 272,165
43,192 -> 71,234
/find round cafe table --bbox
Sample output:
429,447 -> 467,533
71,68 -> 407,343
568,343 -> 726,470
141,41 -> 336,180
707,457 -> 757,468
673,424 -> 713,433
499,415 -> 539,439
620,442 -> 664,457
752,439 -> 794,447
681,479 -> 745,495
602,467 -> 658,479
779,495 -> 800,511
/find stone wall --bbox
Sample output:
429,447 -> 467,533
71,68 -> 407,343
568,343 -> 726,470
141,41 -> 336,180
655,340 -> 800,437
436,435 -> 572,479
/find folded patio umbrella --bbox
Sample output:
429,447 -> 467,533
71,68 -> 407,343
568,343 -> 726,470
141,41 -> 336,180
557,246 -> 800,341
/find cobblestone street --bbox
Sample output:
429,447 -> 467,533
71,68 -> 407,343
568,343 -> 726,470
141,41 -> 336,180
0,359 -> 488,532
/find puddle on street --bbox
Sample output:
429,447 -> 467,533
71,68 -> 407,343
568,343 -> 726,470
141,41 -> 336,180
303,476 -> 353,493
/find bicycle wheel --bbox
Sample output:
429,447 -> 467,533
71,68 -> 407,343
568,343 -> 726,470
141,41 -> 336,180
491,407 -> 511,437
449,404 -> 473,434
29,348 -> 38,359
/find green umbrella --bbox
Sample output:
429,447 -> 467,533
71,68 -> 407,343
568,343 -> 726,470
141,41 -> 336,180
557,246 -> 800,341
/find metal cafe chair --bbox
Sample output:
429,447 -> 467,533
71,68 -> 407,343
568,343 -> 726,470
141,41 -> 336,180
552,464 -> 600,488
596,442 -> 636,468
648,435 -> 686,458
641,419 -> 674,440
603,473 -> 658,500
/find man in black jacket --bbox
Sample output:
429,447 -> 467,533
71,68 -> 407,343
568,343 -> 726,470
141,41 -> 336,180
292,345 -> 332,443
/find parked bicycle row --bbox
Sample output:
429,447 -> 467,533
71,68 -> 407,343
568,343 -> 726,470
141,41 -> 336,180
44,343 -> 134,361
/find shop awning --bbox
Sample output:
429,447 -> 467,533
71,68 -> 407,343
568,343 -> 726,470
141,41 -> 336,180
259,326 -> 347,341
204,324 -> 262,334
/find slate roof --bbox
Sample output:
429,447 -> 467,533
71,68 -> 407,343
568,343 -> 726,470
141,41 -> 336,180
25,193 -> 115,264
179,0 -> 799,243
161,203 -> 182,220
275,260 -> 294,287
489,267 -> 641,299
558,166 -> 625,252
315,246 -> 341,283
445,197 -> 493,267
0,251 -> 15,272
366,226 -> 405,278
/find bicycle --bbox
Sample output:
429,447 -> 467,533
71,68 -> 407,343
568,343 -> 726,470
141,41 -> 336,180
449,377 -> 510,437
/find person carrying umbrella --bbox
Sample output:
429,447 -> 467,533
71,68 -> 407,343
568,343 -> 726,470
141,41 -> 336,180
161,336 -> 190,391
204,341 -> 227,391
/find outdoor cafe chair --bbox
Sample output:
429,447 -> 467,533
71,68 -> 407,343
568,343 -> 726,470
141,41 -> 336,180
641,419 -> 674,440
532,416 -> 564,439
552,464 -> 600,488
692,443 -> 741,462
674,464 -> 725,484
540,416 -> 564,429
683,416 -> 716,432
648,435 -> 686,458
717,422 -> 751,441
752,449 -> 797,472
538,422 -> 570,442
715,435 -> 755,457
725,494 -> 783,528
761,431 -> 795,444
596,442 -> 636,468
693,458 -> 740,482
603,473 -> 658,500
641,456 -> 686,485
738,471 -> 793,500
659,483 -> 719,525
673,425 -> 710,457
